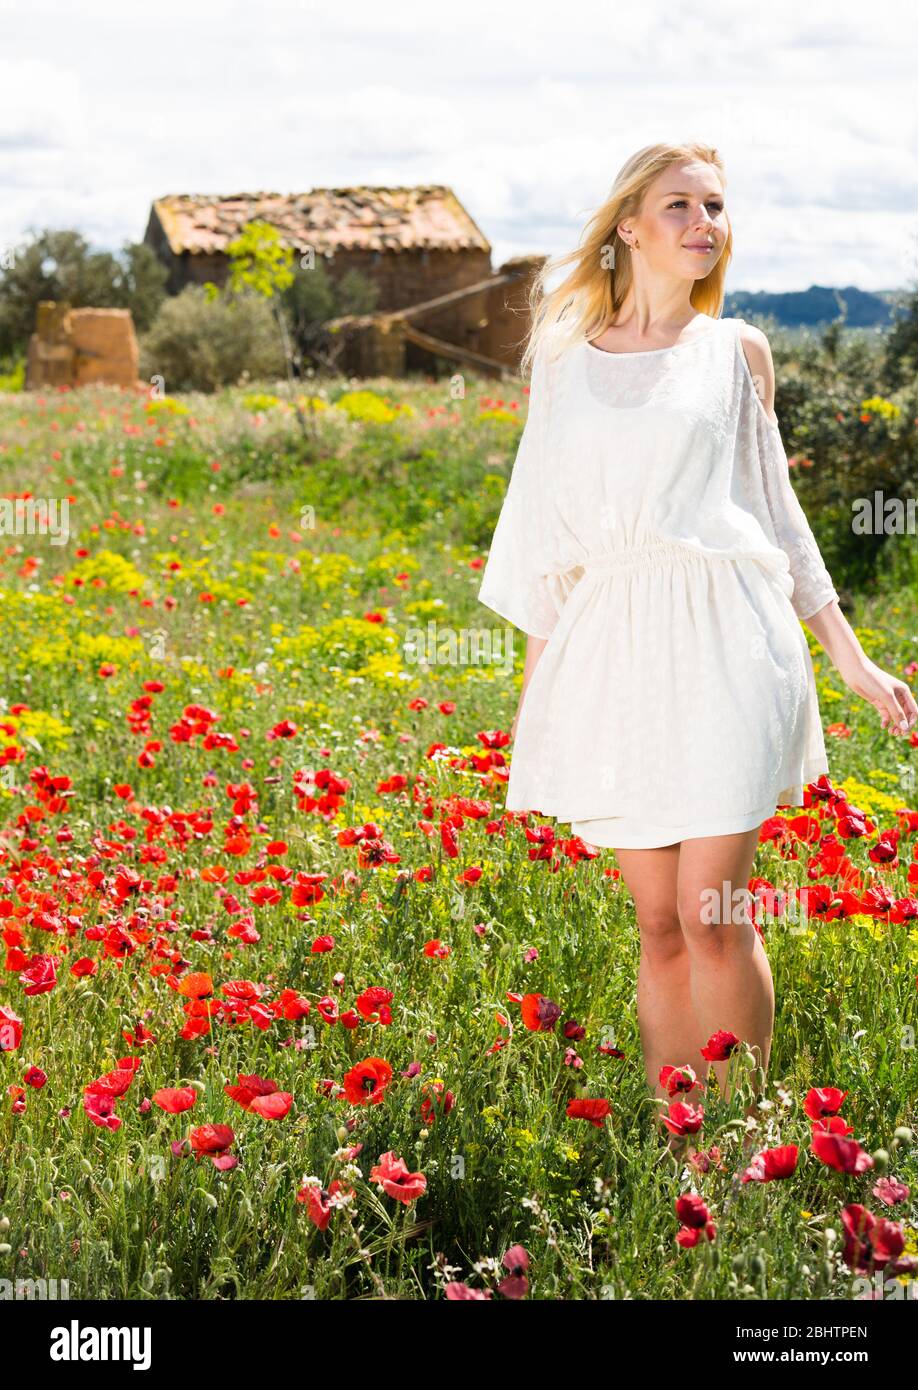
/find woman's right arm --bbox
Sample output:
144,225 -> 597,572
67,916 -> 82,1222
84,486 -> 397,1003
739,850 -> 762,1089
510,633 -> 548,740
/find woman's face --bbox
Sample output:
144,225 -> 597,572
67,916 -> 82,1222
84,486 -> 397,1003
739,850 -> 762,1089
621,161 -> 728,277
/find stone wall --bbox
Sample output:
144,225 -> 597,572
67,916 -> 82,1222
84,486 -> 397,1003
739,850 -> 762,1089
150,228 -> 492,354
26,303 -> 140,389
483,255 -> 549,365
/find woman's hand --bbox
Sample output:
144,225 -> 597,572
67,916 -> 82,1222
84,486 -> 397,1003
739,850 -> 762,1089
838,655 -> 918,736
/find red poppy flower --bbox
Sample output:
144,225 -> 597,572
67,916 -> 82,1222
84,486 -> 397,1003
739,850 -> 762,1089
342,1056 -> 392,1106
497,1244 -> 529,1299
676,1220 -> 717,1248
811,1132 -> 874,1173
179,1015 -> 211,1041
841,1203 -> 875,1272
316,996 -> 339,1025
152,1086 -> 198,1114
189,1123 -> 236,1167
84,1068 -> 136,1100
566,1097 -> 611,1128
291,874 -> 329,906
700,1030 -> 741,1061
122,1022 -> 157,1048
224,1073 -> 293,1119
839,1205 -> 910,1276
369,1150 -> 426,1204
659,1064 -> 704,1097
869,1217 -> 906,1269
177,972 -> 214,999
675,1193 -> 711,1228
0,1006 -> 23,1052
873,1177 -> 910,1206
520,994 -> 561,1032
274,988 -> 311,1021
83,1091 -> 122,1131
811,1113 -> 854,1138
741,1144 -> 799,1183
19,954 -> 58,996
295,1178 -> 354,1230
675,1194 -> 716,1247
763,1144 -> 799,1177
355,986 -> 394,1023
221,980 -> 263,1004
804,1086 -> 848,1120
662,1101 -> 704,1136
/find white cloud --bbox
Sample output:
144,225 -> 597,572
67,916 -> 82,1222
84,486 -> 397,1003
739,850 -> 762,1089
0,0 -> 915,291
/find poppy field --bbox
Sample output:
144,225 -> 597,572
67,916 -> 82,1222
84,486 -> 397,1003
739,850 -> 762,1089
0,375 -> 917,1302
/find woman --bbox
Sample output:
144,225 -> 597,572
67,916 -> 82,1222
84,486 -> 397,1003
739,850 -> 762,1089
477,142 -> 917,1132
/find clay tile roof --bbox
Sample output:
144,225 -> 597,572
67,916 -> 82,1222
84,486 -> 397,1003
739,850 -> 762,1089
149,186 -> 491,256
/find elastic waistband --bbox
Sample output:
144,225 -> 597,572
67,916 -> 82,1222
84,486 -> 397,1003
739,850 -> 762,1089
581,540 -> 723,571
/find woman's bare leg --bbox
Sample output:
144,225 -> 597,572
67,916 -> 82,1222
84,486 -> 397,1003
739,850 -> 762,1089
613,844 -> 711,1130
675,828 -> 774,1102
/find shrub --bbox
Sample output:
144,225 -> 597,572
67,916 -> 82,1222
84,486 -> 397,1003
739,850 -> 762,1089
758,325 -> 918,596
138,285 -> 285,392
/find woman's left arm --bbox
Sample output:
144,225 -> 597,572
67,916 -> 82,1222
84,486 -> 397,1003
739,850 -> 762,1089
802,599 -> 917,736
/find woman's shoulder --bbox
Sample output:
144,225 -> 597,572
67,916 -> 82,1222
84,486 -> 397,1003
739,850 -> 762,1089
732,319 -> 779,424
733,316 -> 774,368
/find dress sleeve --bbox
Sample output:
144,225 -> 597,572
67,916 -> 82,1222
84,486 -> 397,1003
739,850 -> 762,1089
476,343 -> 564,640
748,396 -> 839,624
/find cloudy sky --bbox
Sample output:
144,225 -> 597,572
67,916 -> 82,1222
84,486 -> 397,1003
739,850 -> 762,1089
1,0 -> 916,293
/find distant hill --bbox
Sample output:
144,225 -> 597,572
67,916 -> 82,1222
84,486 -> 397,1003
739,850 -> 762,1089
723,285 -> 909,329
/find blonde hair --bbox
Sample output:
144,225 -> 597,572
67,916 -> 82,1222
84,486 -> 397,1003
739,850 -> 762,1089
520,142 -> 733,379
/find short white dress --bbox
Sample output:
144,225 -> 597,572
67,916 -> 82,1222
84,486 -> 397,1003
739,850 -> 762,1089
476,314 -> 839,849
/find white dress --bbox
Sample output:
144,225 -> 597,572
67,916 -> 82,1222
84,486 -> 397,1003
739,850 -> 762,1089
476,314 -> 839,849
